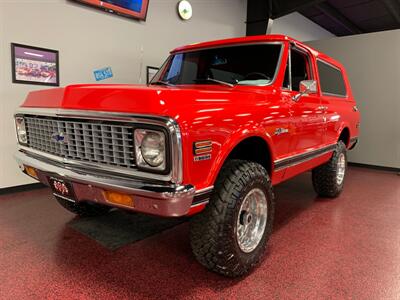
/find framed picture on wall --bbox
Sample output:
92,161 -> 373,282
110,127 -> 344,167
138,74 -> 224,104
146,66 -> 159,84
70,0 -> 150,21
11,43 -> 60,86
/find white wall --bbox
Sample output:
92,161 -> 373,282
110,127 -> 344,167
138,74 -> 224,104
0,0 -> 247,188
307,30 -> 400,169
271,12 -> 335,41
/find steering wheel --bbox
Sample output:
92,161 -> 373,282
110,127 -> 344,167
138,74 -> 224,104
243,72 -> 271,81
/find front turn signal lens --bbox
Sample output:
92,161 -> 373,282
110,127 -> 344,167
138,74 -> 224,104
103,191 -> 134,207
24,165 -> 38,179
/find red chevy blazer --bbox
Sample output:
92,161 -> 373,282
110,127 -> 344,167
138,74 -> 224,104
14,35 -> 360,277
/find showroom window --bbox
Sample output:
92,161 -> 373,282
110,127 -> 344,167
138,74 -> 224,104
317,60 -> 347,97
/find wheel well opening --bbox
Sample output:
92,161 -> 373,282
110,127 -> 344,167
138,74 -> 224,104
226,137 -> 272,175
339,128 -> 350,147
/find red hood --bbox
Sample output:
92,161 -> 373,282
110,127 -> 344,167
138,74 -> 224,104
22,84 -> 273,121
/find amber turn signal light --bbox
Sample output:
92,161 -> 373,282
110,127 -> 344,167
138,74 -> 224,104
103,191 -> 134,207
24,165 -> 38,179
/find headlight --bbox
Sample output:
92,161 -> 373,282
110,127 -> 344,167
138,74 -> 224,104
15,116 -> 28,145
134,129 -> 166,170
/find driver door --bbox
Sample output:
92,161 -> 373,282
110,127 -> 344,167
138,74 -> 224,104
282,46 -> 325,178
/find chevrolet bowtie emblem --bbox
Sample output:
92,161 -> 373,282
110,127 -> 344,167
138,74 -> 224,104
51,132 -> 69,144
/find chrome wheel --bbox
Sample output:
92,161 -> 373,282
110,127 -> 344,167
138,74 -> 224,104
236,188 -> 268,253
336,153 -> 346,185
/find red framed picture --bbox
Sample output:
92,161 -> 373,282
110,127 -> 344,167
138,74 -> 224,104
71,0 -> 150,21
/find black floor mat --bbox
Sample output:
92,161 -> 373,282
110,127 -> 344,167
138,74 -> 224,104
68,210 -> 186,250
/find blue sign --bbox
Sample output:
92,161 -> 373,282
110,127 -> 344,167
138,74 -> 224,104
94,67 -> 113,81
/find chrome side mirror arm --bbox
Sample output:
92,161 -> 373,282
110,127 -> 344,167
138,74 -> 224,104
292,90 -> 309,102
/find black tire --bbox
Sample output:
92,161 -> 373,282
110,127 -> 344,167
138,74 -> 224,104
190,160 -> 275,277
55,196 -> 112,217
312,141 -> 347,198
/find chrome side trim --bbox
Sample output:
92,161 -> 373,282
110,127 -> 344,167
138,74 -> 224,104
195,186 -> 214,195
321,92 -> 348,98
190,201 -> 209,208
191,186 -> 213,207
15,108 -> 183,184
274,143 -> 336,171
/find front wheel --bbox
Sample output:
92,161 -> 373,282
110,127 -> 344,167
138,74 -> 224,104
190,160 -> 275,277
312,141 -> 347,198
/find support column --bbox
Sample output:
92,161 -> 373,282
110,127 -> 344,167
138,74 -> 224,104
246,0 -> 272,36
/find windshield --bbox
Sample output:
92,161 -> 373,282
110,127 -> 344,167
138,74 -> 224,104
152,43 -> 282,86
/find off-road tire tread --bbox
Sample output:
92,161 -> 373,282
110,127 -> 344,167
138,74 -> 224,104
190,159 -> 274,277
312,141 -> 347,198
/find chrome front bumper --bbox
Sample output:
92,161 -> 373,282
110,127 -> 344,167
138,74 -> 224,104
14,150 -> 199,217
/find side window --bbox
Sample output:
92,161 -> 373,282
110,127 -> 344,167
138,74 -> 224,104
282,58 -> 290,89
291,49 -> 312,91
317,60 -> 347,96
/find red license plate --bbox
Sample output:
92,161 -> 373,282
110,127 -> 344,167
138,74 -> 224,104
48,177 -> 76,201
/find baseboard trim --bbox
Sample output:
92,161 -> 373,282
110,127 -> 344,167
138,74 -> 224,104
0,183 -> 46,195
349,162 -> 400,173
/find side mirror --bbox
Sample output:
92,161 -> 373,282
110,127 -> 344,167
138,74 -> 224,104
292,80 -> 317,102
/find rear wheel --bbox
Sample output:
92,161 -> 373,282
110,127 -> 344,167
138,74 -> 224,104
312,141 -> 347,198
55,196 -> 112,217
190,160 -> 275,277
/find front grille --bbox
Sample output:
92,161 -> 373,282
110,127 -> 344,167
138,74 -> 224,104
24,116 -> 136,169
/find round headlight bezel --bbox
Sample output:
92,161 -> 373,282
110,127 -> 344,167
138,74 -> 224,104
134,128 -> 168,173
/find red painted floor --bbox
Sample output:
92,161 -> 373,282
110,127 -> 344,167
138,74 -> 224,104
0,167 -> 399,299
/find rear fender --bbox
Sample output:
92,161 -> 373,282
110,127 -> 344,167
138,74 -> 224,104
336,122 -> 351,147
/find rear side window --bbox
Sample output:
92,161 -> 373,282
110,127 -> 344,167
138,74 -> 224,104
317,60 -> 347,97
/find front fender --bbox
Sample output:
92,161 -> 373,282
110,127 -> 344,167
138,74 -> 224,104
204,127 -> 275,188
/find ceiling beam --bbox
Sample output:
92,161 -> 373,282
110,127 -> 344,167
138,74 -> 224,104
316,2 -> 363,34
382,0 -> 400,24
271,0 -> 325,18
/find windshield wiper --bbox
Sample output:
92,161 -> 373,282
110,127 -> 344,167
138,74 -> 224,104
150,80 -> 175,86
196,77 -> 234,87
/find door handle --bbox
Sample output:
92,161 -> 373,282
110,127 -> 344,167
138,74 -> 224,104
318,106 -> 328,111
